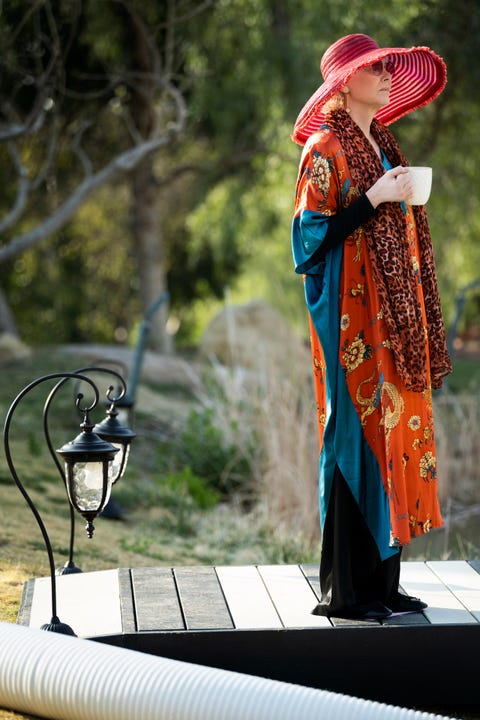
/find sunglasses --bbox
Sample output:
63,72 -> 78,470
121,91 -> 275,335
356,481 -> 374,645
367,59 -> 395,76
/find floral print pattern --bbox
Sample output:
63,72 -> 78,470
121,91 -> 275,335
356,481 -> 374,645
311,152 -> 331,195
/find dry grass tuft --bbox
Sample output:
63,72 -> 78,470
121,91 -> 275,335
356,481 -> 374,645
198,357 -> 320,545
434,390 -> 480,504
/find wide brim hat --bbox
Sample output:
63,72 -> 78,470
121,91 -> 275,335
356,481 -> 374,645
292,34 -> 447,145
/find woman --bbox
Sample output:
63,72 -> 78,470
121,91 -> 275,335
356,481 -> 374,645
292,34 -> 452,620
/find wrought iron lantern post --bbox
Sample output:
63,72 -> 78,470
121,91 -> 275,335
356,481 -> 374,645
3,371 -> 123,635
43,366 -> 135,575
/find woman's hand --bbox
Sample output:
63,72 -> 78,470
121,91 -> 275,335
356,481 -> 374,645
366,166 -> 413,208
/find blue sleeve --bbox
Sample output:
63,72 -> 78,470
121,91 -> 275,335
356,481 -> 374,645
292,195 -> 376,274
292,210 -> 329,275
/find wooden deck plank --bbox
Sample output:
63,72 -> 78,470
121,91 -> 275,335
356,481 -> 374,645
174,566 -> 233,630
382,611 -> 429,626
131,567 -> 184,631
118,568 -> 136,633
258,565 -> 331,628
400,561 -> 477,624
469,559 -> 480,574
427,560 -> 480,622
215,565 -> 282,629
300,564 -> 320,599
16,578 -> 35,627
27,569 -> 122,638
18,560 -> 480,634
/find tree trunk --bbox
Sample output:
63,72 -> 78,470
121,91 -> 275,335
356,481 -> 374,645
0,286 -> 19,336
131,157 -> 172,354
128,9 -> 172,355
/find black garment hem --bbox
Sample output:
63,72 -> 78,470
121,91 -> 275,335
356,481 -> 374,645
318,464 -> 401,616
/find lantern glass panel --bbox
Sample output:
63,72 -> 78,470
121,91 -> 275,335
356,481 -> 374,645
122,444 -> 131,475
110,442 -> 131,482
110,442 -> 123,481
68,461 -> 112,512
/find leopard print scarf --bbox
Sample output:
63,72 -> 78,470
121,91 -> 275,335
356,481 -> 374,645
326,109 -> 451,391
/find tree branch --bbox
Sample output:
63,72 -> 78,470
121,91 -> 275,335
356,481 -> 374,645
0,143 -> 31,235
0,131 -> 176,264
0,106 -> 47,141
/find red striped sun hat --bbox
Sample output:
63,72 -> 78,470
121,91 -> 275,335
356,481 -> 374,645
292,34 -> 447,145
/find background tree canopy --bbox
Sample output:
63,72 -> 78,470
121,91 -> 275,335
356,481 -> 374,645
0,0 -> 479,349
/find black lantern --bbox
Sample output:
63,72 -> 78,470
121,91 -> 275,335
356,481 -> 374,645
57,409 -> 119,539
110,391 -> 135,431
87,357 -> 136,430
44,366 -> 135,573
94,397 -> 136,485
3,370 -> 128,635
4,372 -> 108,635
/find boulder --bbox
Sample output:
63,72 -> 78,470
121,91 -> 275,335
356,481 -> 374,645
0,333 -> 31,361
199,300 -> 310,382
62,343 -> 203,394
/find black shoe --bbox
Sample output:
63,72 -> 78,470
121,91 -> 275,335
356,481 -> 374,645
388,592 -> 427,613
351,601 -> 393,620
313,601 -> 392,620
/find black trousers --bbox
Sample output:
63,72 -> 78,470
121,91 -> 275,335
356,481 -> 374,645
313,464 -> 401,617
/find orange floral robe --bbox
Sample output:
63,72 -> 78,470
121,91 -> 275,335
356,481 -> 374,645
293,127 -> 443,557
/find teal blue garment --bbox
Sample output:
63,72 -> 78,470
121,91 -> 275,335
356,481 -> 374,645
291,210 -> 329,274
292,152 -> 399,561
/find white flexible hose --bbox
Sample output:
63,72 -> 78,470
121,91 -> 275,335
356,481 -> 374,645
0,622 -> 456,720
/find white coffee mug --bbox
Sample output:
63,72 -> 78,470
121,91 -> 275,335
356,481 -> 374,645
407,166 -> 432,205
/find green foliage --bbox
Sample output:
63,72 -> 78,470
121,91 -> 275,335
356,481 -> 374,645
160,467 -> 221,511
157,405 -> 255,497
446,356 -> 480,393
130,467 -> 223,537
1,183 -> 140,344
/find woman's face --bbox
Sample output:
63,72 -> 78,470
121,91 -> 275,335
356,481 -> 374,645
345,60 -> 393,113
